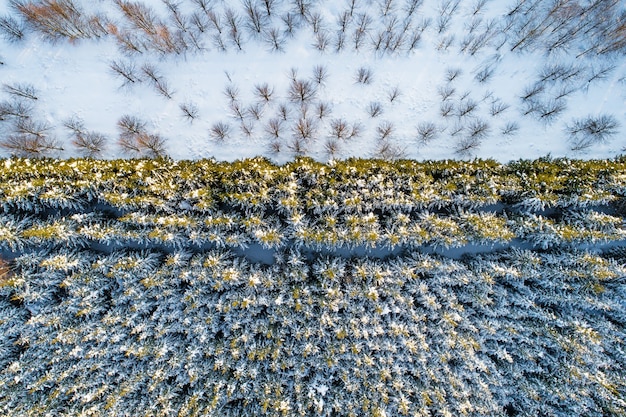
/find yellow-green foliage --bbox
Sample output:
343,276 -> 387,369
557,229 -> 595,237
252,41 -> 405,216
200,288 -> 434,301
1,157 -> 624,213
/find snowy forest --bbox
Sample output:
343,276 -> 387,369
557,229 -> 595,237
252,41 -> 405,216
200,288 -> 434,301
0,156 -> 625,416
0,0 -> 626,416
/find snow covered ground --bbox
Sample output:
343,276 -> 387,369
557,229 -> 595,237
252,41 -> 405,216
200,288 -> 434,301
0,0 -> 624,163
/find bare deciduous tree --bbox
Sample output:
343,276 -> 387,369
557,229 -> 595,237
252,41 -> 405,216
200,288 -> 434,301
455,136 -> 481,155
210,121 -> 231,140
0,15 -> 25,42
254,83 -> 273,102
467,118 -> 490,139
490,99 -> 509,116
265,118 -> 283,138
247,102 -> 264,120
117,114 -> 146,136
3,83 -> 38,100
567,114 -> 620,150
0,133 -> 62,157
292,116 -> 317,141
387,85 -> 401,103
368,101 -> 383,117
72,131 -> 107,157
355,66 -> 373,84
416,121 -> 438,143
288,79 -> 317,103
501,121 -> 519,136
376,120 -> 394,140
457,98 -> 477,118
312,65 -> 328,85
109,59 -> 140,86
263,27 -> 285,51
445,67 -> 462,82
0,99 -> 33,120
180,102 -> 199,122
13,0 -> 107,41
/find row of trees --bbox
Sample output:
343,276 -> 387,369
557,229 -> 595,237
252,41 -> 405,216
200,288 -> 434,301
0,157 -> 622,215
8,0 -> 623,58
0,246 -> 624,416
1,205 -> 623,254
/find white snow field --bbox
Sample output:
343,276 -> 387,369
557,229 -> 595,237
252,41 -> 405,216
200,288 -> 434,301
0,0 -> 624,162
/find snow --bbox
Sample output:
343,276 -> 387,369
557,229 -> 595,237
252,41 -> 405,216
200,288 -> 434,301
0,0 -> 624,162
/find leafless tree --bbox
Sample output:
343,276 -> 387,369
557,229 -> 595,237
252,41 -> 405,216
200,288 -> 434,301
277,103 -> 290,120
457,98 -> 477,118
376,120 -> 394,140
474,66 -> 494,83
436,34 -> 455,51
3,83 -> 38,100
72,131 -> 107,157
307,11 -> 323,34
240,120 -> 254,137
180,102 -> 199,122
62,114 -> 85,134
448,122 -> 464,137
372,139 -> 405,159
316,101 -> 331,119
141,63 -> 173,98
13,0 -> 107,41
567,114 -> 620,150
0,99 -> 33,120
210,121 -> 231,140
109,59 -> 140,86
263,26 -> 285,51
190,11 -> 208,33
191,0 -> 211,14
324,138 -> 340,158
0,133 -> 62,157
467,119 -> 490,140
455,136 -> 481,155
292,116 -> 317,141
119,132 -> 166,157
225,8 -> 244,50
355,66 -> 373,84
313,30 -> 330,51
268,139 -> 281,154
440,101 -> 454,117
265,117 -> 283,138
117,114 -> 147,136
329,118 -> 350,140
223,84 -> 239,103
312,65 -> 328,85
501,121 -> 519,136
288,137 -> 307,156
229,101 -> 246,121
489,99 -> 509,116
16,118 -> 51,137
387,85 -> 401,103
247,102 -> 265,120
292,0 -> 313,19
445,67 -> 462,82
0,15 -> 25,42
378,0 -> 396,16
261,0 -> 277,16
538,99 -> 566,124
254,83 -> 273,102
334,30 -> 345,51
242,0 -> 267,36
281,12 -> 298,36
368,101 -> 383,117
416,121 -> 438,143
287,66 -> 299,82
438,85 -> 455,101
288,79 -> 317,103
